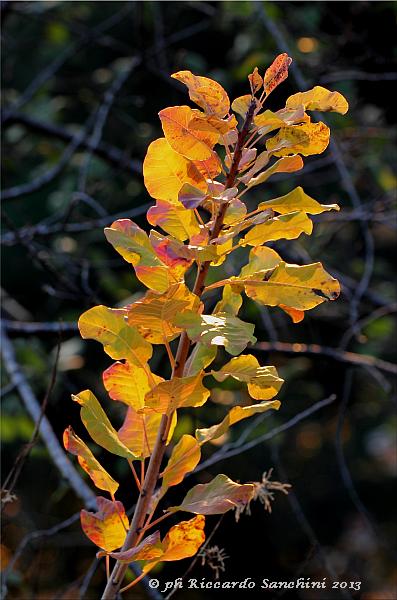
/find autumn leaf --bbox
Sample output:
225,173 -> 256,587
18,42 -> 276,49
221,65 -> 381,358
127,283 -> 201,344
143,138 -> 206,203
72,389 -> 136,459
169,474 -> 254,515
231,94 -> 252,118
78,305 -> 152,368
161,435 -> 201,494
240,246 -> 283,278
143,373 -> 210,415
118,409 -> 177,459
196,400 -> 281,444
172,70 -> 230,117
80,496 -> 128,552
159,105 -> 219,160
104,219 -> 180,292
211,354 -> 284,400
147,199 -> 201,241
175,311 -> 256,356
178,183 -> 207,210
248,67 -> 263,93
245,155 -> 304,188
97,531 -> 162,563
253,109 -> 287,134
149,230 -> 194,273
286,85 -> 349,115
214,284 -> 242,315
243,261 -> 340,311
103,361 -> 162,411
266,122 -> 330,157
63,427 -> 118,495
184,344 -> 218,377
263,53 -> 292,96
241,211 -> 313,246
258,186 -> 340,215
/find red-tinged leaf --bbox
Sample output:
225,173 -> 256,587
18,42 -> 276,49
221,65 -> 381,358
279,304 -> 305,323
193,153 -> 222,179
178,183 -> 207,210
103,361 -> 163,411
171,71 -> 230,117
80,496 -> 128,552
63,427 -> 118,495
118,408 -> 177,459
147,199 -> 201,241
104,219 -> 180,292
72,390 -> 136,459
264,53 -> 292,96
143,138 -> 207,204
150,230 -> 217,266
97,531 -> 162,562
143,373 -> 210,415
159,106 -> 220,160
169,474 -> 254,515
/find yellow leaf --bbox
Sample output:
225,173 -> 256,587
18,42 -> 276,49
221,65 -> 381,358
241,211 -> 313,246
161,434 -> 201,493
193,153 -> 222,179
72,389 -> 136,459
63,427 -> 118,495
196,399 -> 281,444
258,186 -> 340,215
266,122 -> 330,157
169,474 -> 253,515
240,246 -> 282,278
223,198 -> 247,225
184,344 -> 218,377
286,85 -> 349,115
118,408 -> 176,459
98,531 -> 163,563
264,53 -> 292,95
172,70 -> 230,117
104,219 -> 179,292
253,109 -> 287,133
214,284 -> 242,315
143,138 -> 206,203
243,261 -> 340,311
80,497 -> 128,552
231,94 -> 252,118
246,155 -> 304,188
159,105 -> 220,160
127,283 -> 201,344
78,305 -> 152,368
211,354 -> 284,400
144,373 -> 210,415
103,361 -> 163,411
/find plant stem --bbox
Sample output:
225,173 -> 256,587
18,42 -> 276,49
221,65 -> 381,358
101,99 -> 257,600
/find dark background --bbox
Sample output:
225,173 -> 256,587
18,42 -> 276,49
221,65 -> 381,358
1,2 -> 396,599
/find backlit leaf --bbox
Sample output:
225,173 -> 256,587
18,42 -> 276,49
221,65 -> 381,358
72,390 -> 136,459
143,138 -> 206,203
175,312 -> 256,356
184,344 -> 218,377
149,230 -> 194,274
231,94 -> 252,118
258,186 -> 340,215
196,399 -> 281,444
144,373 -> 210,415
172,71 -> 230,117
161,434 -> 201,493
223,198 -> 247,225
214,284 -> 242,315
78,305 -> 152,368
211,354 -> 284,400
97,531 -> 162,563
246,155 -> 304,188
248,66 -> 263,93
286,85 -> 349,115
103,361 -> 163,411
253,109 -> 287,134
63,427 -> 118,495
80,496 -> 128,552
243,261 -> 340,311
178,183 -> 207,210
264,53 -> 292,96
147,199 -> 201,241
127,283 -> 201,344
266,122 -> 330,157
169,474 -> 254,515
240,246 -> 282,278
104,219 -> 179,292
241,211 -> 313,246
118,408 -> 177,459
159,105 -> 219,160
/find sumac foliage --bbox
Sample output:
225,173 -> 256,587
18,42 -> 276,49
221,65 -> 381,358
64,55 -> 348,598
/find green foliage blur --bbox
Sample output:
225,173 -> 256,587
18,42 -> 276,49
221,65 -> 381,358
1,2 -> 396,599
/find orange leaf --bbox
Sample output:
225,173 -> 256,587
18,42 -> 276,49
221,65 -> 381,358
103,361 -> 163,411
143,373 -> 210,415
143,138 -> 207,203
118,408 -> 177,459
80,496 -> 128,552
159,105 -> 220,160
161,435 -> 201,494
248,67 -> 263,93
147,199 -> 201,241
172,70 -> 230,117
264,53 -> 292,96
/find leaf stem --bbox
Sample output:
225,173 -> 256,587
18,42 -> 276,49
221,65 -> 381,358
127,459 -> 141,492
